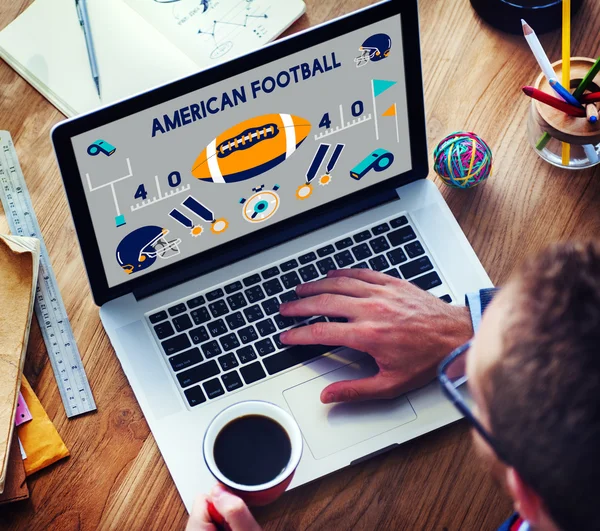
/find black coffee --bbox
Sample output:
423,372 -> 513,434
213,415 -> 291,486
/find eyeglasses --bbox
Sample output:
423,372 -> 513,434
437,340 -> 509,464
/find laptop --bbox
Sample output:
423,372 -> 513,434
52,0 -> 492,511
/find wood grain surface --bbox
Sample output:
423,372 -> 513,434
1,0 -> 599,529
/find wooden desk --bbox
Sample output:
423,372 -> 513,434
1,0 -> 599,528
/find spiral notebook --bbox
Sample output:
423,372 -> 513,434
0,0 -> 305,117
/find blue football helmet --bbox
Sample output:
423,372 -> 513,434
116,225 -> 181,275
355,33 -> 392,68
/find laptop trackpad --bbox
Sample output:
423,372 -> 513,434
283,356 -> 417,460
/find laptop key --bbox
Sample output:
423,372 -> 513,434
227,293 -> 247,311
226,312 -> 246,330
317,257 -> 337,275
400,257 -> 433,279
274,314 -> 295,330
218,353 -> 239,371
388,226 -> 417,247
256,318 -> 277,337
317,245 -> 335,257
440,294 -> 453,304
405,240 -> 425,259
280,259 -> 298,272
411,272 -> 442,291
206,288 -> 224,302
280,291 -> 299,303
351,243 -> 373,261
273,333 -> 285,350
384,268 -> 402,279
263,344 -> 333,375
169,347 -> 203,372
351,262 -> 369,269
224,281 -> 243,294
243,274 -> 261,287
191,307 -> 211,325
372,222 -> 390,235
184,386 -> 206,407
387,248 -> 408,265
149,310 -> 168,324
238,325 -> 258,344
335,237 -> 354,250
261,266 -> 280,279
177,359 -> 220,387
263,279 -> 283,297
298,252 -> 317,265
201,340 -> 222,359
162,334 -> 191,356
173,314 -> 193,333
240,362 -> 267,385
334,250 -> 355,268
190,326 -> 210,345
243,305 -> 264,323
369,255 -> 390,272
370,236 -> 390,254
209,299 -> 228,318
262,297 -> 280,316
219,333 -> 240,352
186,296 -> 205,309
222,371 -> 243,392
203,378 -> 225,399
245,285 -> 266,304
281,271 -> 301,290
390,215 -> 408,228
208,319 -> 228,338
256,338 -> 276,357
154,321 -> 175,340
353,230 -> 371,243
168,303 -> 186,317
236,345 -> 257,364
299,264 -> 319,282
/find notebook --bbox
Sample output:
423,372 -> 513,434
0,0 -> 305,117
0,235 -> 40,494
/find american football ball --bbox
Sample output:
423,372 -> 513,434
191,113 -> 311,183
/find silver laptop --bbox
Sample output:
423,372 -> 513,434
52,0 -> 491,511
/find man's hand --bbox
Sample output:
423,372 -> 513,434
279,269 -> 472,404
186,485 -> 262,531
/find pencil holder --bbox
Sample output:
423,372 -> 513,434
527,57 -> 600,169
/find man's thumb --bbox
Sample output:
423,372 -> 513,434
320,375 -> 393,404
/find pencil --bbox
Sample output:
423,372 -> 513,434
521,20 -> 557,83
549,79 -> 581,108
573,57 -> 600,100
522,86 -> 586,116
586,104 -> 598,123
561,0 -> 571,165
580,92 -> 600,104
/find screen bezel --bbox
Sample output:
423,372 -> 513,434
51,0 -> 428,306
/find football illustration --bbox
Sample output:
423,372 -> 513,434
191,113 -> 311,183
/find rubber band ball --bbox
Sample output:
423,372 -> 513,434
433,132 -> 493,189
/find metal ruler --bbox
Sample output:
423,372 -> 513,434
0,131 -> 96,418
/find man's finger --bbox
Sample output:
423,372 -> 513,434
327,268 -> 391,285
295,276 -> 383,299
186,495 -> 216,531
281,322 -> 363,350
280,294 -> 361,319
320,373 -> 401,404
210,485 -> 262,531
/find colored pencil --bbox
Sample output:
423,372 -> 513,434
521,20 -> 557,83
561,0 -> 571,165
580,92 -> 600,104
573,57 -> 600,100
522,86 -> 586,117
583,144 -> 599,164
549,79 -> 581,108
586,104 -> 598,123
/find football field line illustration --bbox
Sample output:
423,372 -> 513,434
131,174 -> 191,212
192,113 -> 311,183
86,158 -> 133,227
314,104 -> 372,141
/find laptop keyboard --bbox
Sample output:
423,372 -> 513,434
147,213 -> 453,409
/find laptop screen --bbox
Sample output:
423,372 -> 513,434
70,13 -> 411,289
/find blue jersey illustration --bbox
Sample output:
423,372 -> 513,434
355,34 -> 392,68
116,225 -> 181,275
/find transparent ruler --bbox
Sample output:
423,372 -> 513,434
0,131 -> 96,418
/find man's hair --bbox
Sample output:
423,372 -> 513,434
486,241 -> 600,531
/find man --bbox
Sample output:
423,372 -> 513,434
187,241 -> 600,531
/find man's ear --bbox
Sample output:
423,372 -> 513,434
505,467 -> 543,525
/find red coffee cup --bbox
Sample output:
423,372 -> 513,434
203,401 -> 303,507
